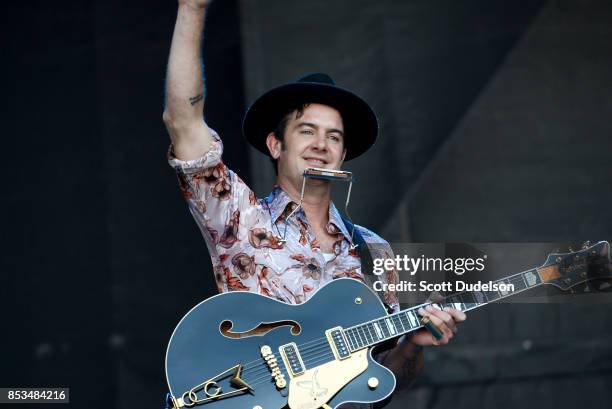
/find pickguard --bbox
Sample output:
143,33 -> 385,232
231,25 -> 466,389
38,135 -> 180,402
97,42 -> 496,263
288,349 -> 368,409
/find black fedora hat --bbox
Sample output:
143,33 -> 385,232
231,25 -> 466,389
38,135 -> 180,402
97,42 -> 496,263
242,73 -> 378,161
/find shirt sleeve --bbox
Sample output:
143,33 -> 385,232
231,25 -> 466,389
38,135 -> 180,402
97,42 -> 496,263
167,129 -> 259,291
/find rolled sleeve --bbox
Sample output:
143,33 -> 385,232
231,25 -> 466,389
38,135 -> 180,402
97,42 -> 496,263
167,128 -> 223,174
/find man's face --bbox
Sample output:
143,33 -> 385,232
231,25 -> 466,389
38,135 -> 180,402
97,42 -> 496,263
267,103 -> 347,186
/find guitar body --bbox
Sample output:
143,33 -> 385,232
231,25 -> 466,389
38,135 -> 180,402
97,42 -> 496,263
166,278 -> 396,409
166,241 -> 612,408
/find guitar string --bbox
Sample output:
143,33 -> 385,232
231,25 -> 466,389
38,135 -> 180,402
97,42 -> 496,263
247,360 -> 330,389
241,341 -> 334,379
239,293 -> 457,371
241,324 -> 387,378
240,343 -> 331,379
297,342 -> 332,357
242,351 -> 332,380
247,344 -> 370,390
205,273 -> 538,392
245,351 -> 336,388
244,273 -> 535,387
240,274 -> 532,380
243,305 -> 479,381
240,322 -> 391,375
240,308 -> 426,380
240,336 -> 329,372
239,320 -> 385,372
304,353 -> 335,368
211,300 -> 554,400
244,293 -> 514,387
240,303 -> 428,376
242,298 -> 444,377
242,341 -> 330,375
240,303 -> 423,372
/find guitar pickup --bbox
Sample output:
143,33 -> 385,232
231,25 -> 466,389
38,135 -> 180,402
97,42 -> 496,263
279,342 -> 305,377
325,327 -> 351,360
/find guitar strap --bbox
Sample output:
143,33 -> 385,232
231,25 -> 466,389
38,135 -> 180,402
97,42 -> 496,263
340,215 -> 373,273
340,216 -> 397,409
340,215 -> 393,313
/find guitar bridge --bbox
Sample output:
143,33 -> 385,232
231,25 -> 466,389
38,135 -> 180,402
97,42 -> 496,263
261,345 -> 287,388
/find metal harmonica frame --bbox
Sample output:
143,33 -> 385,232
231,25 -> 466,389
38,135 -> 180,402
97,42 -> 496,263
285,167 -> 357,247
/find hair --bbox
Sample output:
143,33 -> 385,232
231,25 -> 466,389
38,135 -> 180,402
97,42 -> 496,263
269,103 -> 311,175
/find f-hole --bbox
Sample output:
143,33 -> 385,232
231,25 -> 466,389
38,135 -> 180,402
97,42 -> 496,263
220,320 -> 301,339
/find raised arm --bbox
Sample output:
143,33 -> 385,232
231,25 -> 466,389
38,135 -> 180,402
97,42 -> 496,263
163,0 -> 213,161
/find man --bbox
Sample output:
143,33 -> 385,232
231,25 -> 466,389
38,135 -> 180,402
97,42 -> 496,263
163,0 -> 466,405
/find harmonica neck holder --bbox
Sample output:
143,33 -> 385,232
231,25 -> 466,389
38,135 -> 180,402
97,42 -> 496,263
291,168 -> 357,246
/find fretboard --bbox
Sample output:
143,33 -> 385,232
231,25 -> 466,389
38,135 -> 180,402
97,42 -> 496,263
342,267 -> 543,351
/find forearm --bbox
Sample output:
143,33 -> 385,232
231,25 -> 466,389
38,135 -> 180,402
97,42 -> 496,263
379,337 -> 424,390
165,2 -> 207,121
163,1 -> 212,158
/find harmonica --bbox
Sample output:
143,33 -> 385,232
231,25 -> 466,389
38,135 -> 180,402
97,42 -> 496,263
303,167 -> 353,182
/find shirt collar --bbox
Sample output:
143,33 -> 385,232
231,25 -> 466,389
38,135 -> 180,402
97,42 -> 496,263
264,186 -> 354,244
265,186 -> 296,223
328,202 -> 353,243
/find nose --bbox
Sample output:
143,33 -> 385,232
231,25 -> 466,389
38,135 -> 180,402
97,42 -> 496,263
313,132 -> 327,151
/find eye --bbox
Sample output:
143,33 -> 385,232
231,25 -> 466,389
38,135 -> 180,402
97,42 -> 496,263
301,129 -> 314,135
328,134 -> 340,141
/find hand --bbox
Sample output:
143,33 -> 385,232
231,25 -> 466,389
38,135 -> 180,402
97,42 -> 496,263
409,305 -> 466,346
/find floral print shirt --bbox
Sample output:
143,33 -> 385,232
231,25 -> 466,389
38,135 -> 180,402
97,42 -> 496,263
168,128 -> 399,310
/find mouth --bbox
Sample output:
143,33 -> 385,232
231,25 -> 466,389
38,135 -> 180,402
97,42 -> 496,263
303,157 -> 328,166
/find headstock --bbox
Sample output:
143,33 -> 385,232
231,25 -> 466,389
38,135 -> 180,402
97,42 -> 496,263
538,241 -> 611,291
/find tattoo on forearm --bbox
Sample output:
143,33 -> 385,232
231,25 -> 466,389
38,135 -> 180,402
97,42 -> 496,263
189,94 -> 203,106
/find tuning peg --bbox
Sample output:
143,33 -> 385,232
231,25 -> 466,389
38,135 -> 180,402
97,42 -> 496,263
568,246 -> 574,252
582,241 -> 591,249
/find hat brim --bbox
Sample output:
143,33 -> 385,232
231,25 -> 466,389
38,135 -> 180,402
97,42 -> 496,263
243,82 -> 378,161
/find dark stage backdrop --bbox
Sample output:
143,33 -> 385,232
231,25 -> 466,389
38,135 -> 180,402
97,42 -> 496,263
1,0 -> 611,408
2,0 -> 246,408
241,1 -> 612,408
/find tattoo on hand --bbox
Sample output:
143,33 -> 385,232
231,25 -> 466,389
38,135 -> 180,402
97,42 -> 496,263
189,94 -> 203,106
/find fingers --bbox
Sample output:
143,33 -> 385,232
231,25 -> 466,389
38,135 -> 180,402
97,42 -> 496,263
408,327 -> 441,347
417,305 -> 466,345
443,306 -> 467,323
417,307 -> 452,345
427,305 -> 457,332
426,291 -> 466,324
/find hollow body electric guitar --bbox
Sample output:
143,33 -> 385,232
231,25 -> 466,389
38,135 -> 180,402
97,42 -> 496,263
165,241 -> 611,409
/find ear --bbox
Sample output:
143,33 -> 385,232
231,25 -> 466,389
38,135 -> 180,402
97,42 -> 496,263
266,132 -> 282,159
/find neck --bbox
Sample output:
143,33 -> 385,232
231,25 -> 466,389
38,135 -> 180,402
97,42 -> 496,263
277,176 -> 331,229
342,266 -> 544,351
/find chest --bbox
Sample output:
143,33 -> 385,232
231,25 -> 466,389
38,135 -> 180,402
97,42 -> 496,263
310,225 -> 339,253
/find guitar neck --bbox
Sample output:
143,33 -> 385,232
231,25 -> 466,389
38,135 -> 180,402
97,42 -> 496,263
343,267 -> 545,351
